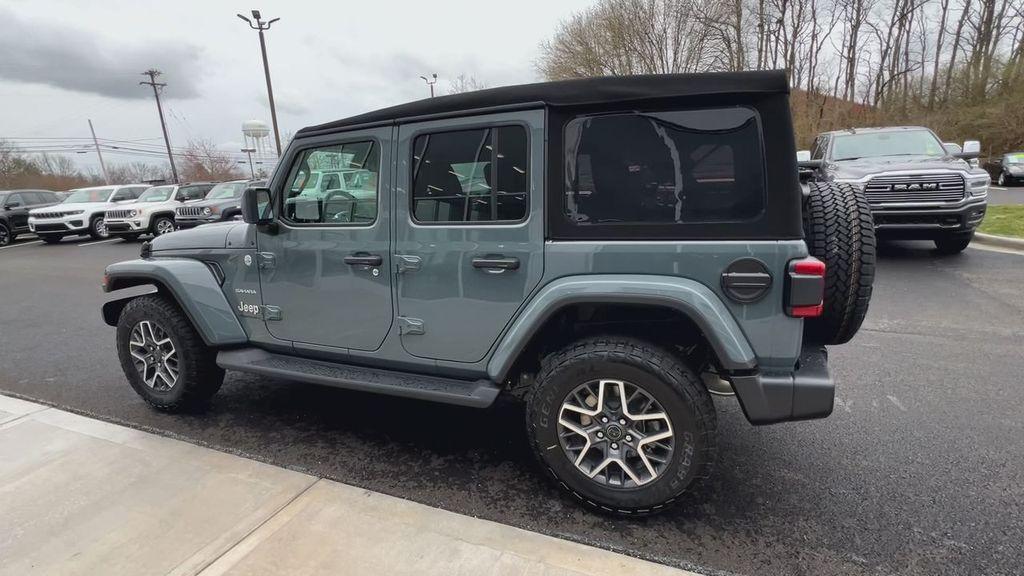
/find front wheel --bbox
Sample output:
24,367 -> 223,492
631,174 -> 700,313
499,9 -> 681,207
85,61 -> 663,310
526,336 -> 716,515
89,216 -> 108,239
152,216 -> 176,237
0,223 -> 10,247
998,172 -> 1007,186
116,294 -> 224,411
934,232 -> 973,254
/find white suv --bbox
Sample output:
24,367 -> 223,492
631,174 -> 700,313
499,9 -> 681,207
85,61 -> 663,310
105,183 -> 214,240
29,184 -> 149,243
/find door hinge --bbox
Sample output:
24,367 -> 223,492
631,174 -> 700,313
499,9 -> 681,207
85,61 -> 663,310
395,254 -> 422,274
257,252 -> 276,270
397,316 -> 425,335
262,305 -> 282,321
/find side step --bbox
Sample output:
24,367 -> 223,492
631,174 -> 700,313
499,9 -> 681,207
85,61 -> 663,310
216,348 -> 501,408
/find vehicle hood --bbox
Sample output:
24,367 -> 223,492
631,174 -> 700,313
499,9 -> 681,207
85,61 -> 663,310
828,155 -> 973,180
30,201 -> 118,214
149,221 -> 250,251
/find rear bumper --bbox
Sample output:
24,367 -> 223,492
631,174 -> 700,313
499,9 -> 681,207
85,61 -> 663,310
730,345 -> 833,425
872,198 -> 986,238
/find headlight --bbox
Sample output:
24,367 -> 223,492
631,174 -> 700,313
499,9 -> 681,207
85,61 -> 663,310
66,210 -> 84,215
203,207 -> 213,215
967,175 -> 990,197
130,209 -> 139,217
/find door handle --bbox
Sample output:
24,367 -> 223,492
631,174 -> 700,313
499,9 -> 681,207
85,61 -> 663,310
344,253 -> 383,266
472,255 -> 520,270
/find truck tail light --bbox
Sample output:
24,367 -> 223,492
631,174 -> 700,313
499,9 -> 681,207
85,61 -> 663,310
786,257 -> 825,318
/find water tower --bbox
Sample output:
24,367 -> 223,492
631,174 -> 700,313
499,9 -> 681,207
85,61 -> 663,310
242,120 -> 271,156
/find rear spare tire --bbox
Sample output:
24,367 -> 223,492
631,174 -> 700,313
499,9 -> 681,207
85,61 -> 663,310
802,181 -> 876,345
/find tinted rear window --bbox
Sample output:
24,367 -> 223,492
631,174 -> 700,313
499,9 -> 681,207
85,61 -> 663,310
564,108 -> 764,226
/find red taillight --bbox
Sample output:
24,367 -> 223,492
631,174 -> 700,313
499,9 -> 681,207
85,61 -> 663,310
786,257 -> 825,318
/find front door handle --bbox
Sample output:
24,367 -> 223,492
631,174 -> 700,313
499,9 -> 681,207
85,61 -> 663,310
344,253 -> 383,266
472,255 -> 520,270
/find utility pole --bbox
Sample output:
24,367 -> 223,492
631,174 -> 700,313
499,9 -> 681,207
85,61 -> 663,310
241,148 -> 256,178
420,73 -> 438,97
139,69 -> 179,183
237,10 -> 282,156
88,119 -> 109,184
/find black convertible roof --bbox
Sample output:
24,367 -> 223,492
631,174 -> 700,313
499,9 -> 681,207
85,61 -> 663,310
296,70 -> 788,137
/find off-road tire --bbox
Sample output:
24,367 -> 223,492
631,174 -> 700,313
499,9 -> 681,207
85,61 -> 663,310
41,234 -> 63,244
934,232 -> 973,254
0,223 -> 10,247
116,294 -> 224,411
802,181 -> 876,345
89,215 -> 108,239
525,336 -> 716,515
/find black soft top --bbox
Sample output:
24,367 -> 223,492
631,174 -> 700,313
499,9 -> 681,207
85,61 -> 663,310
297,70 -> 788,137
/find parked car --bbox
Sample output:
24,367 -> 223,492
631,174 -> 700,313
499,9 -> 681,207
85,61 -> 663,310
801,126 -> 988,253
0,190 -> 62,246
983,152 -> 1024,186
104,183 -> 214,240
28,185 -> 149,244
175,179 -> 266,229
102,70 -> 876,515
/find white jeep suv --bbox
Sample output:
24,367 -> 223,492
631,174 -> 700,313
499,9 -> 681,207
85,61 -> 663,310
29,184 -> 149,243
105,183 -> 214,240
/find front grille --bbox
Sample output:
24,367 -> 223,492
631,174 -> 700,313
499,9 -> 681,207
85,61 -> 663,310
106,209 -> 133,219
33,211 -> 74,219
864,173 -> 965,204
176,206 -> 206,217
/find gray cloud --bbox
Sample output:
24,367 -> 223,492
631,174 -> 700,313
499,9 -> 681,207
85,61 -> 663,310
0,7 -> 204,100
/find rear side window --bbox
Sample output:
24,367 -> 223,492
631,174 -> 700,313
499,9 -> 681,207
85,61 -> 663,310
411,125 -> 528,223
564,108 -> 764,226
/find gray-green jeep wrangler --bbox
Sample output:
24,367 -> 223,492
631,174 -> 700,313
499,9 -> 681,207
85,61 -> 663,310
102,70 -> 875,515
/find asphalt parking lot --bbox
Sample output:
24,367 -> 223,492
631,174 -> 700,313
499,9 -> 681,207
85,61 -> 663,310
1,232 -> 1023,576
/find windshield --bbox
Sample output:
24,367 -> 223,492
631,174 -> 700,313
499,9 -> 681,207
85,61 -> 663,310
831,130 -> 946,161
206,181 -> 248,199
137,186 -> 175,202
63,188 -> 115,203
1005,154 -> 1024,165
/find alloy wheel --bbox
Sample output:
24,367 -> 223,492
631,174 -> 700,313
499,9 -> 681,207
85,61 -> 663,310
557,379 -> 675,489
155,219 -> 175,236
999,172 -> 1006,186
94,218 -> 109,238
0,225 -> 9,247
128,320 -> 179,390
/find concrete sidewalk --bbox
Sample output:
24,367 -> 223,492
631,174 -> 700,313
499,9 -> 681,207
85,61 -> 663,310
0,394 -> 700,576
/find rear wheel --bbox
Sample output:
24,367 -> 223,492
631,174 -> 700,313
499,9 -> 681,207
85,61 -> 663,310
41,234 -> 63,244
89,216 -> 108,239
525,336 -> 716,515
116,294 -> 224,411
934,232 -> 973,254
802,181 -> 876,345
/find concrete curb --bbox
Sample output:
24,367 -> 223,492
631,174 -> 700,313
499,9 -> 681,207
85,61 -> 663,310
975,232 -> 1024,250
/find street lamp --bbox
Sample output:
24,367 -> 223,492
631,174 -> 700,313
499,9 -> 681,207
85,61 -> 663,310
241,148 -> 257,178
237,10 -> 283,156
419,73 -> 437,98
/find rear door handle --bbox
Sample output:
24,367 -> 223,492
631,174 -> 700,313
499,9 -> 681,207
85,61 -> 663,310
344,253 -> 383,266
472,256 -> 520,270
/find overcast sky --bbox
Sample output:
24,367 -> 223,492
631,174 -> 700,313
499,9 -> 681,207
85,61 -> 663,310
0,0 -> 591,171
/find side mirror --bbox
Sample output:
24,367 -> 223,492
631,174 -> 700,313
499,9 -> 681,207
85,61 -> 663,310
956,140 -> 981,159
241,187 -> 273,224
796,150 -> 811,162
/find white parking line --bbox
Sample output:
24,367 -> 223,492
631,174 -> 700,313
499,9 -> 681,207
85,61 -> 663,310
77,238 -> 121,247
0,240 -> 43,251
990,186 -> 1008,191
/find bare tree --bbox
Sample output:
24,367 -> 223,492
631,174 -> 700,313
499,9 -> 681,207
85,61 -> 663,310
179,140 -> 243,182
447,74 -> 489,94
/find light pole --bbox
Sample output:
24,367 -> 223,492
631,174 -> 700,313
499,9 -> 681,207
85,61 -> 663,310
238,10 -> 283,156
420,73 -> 437,98
241,148 -> 256,178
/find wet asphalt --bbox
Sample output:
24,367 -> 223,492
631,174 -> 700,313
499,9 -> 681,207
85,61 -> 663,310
0,234 -> 1022,576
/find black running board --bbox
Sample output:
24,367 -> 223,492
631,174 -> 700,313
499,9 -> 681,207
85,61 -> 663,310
217,348 -> 501,408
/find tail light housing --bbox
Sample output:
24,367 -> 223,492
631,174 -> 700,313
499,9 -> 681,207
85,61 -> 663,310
785,257 -> 825,317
